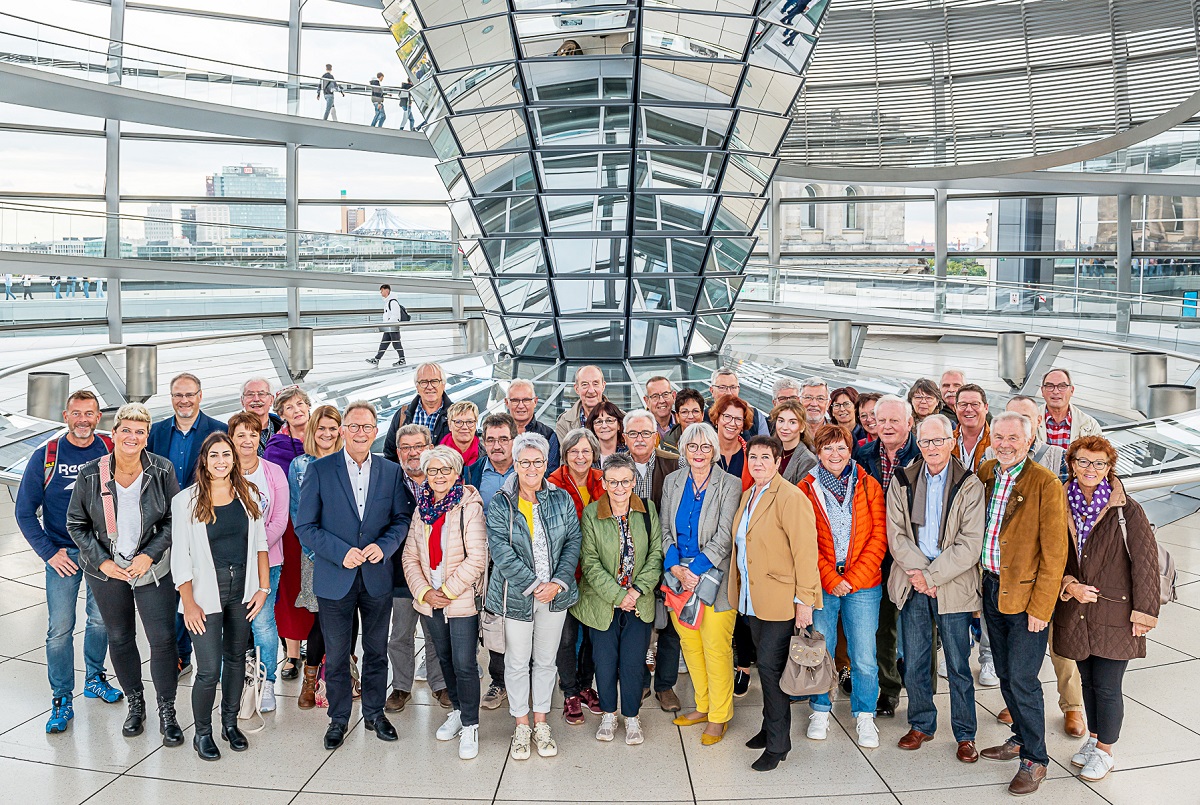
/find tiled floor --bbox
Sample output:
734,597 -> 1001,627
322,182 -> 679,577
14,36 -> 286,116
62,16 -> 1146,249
2,492 -> 1198,804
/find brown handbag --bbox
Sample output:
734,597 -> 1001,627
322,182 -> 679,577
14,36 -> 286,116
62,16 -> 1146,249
779,627 -> 836,698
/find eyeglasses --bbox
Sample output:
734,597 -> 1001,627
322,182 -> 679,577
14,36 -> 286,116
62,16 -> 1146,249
917,437 -> 952,448
956,402 -> 984,410
426,466 -> 456,477
416,378 -> 444,388
800,395 -> 827,404
242,391 -> 273,399
831,401 -> 853,410
605,478 -> 634,489
1041,382 -> 1071,392
646,391 -> 674,402
566,448 -> 592,459
686,443 -> 714,453
712,384 -> 738,394
719,413 -> 743,424
344,423 -> 377,433
593,417 -> 618,427
819,444 -> 850,454
1073,458 -> 1110,470
483,436 -> 512,446
507,397 -> 534,406
450,418 -> 477,428
677,406 -> 702,417
517,458 -> 546,469
171,392 -> 199,401
626,429 -> 654,440
911,394 -> 937,403
397,443 -> 428,453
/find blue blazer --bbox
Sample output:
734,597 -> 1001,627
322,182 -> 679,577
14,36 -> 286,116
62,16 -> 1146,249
146,410 -> 226,487
295,451 -> 414,600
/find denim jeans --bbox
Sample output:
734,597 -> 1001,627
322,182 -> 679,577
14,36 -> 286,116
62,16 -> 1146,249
900,594 -> 977,741
810,584 -> 881,716
251,565 -> 281,682
322,94 -> 337,121
982,572 -> 1050,766
190,564 -> 251,735
370,105 -> 386,127
422,610 -> 481,726
46,549 -> 109,698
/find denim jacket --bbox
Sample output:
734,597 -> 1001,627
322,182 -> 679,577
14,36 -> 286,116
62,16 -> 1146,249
484,474 -> 580,621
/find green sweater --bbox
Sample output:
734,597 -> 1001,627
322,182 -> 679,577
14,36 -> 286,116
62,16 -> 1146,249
571,494 -> 663,631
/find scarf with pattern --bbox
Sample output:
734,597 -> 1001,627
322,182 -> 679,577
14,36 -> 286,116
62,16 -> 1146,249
817,460 -> 856,505
1067,478 -> 1111,559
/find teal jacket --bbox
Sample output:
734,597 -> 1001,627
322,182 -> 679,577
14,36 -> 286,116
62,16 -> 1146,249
485,474 -> 581,621
572,494 -> 663,631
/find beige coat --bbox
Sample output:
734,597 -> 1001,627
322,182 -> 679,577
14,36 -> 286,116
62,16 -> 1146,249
402,485 -> 488,618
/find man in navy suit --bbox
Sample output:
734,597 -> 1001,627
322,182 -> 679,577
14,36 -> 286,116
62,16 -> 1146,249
296,400 -> 414,749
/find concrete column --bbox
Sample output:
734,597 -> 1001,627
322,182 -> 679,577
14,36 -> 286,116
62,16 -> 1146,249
289,326 -> 314,378
997,331 -> 1027,388
287,0 -> 302,116
124,344 -> 157,402
1116,193 -> 1132,335
451,214 -> 464,320
288,287 -> 301,327
934,187 -> 948,317
103,0 -> 126,345
26,372 -> 70,420
829,319 -> 852,366
768,180 -> 781,302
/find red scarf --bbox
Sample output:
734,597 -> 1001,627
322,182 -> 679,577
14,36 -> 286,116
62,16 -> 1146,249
440,433 -> 480,467
428,515 -> 445,570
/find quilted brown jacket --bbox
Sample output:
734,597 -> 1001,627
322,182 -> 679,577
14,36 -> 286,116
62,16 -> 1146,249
1052,479 -> 1161,661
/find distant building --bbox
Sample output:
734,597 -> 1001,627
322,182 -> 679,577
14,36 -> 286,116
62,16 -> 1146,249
341,190 -> 366,234
145,203 -> 174,242
206,164 -> 286,238
195,205 -> 232,244
179,207 -> 197,244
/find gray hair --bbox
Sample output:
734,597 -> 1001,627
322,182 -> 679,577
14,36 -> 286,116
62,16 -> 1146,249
513,431 -> 550,462
772,377 -> 801,398
562,427 -> 599,458
414,362 -> 445,383
420,444 -> 463,476
396,423 -> 431,444
875,394 -> 913,420
342,399 -> 378,423
623,408 -> 656,432
710,367 -> 738,384
917,414 -> 955,439
680,421 -> 720,458
573,364 -> 604,382
241,377 -> 273,396
273,386 -> 311,415
992,410 -> 1034,440
940,369 -> 966,384
601,451 -> 637,477
801,376 -> 828,391
506,378 -> 536,398
113,402 -> 152,428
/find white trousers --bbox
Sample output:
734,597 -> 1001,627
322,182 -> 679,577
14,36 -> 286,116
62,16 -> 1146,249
503,601 -> 568,717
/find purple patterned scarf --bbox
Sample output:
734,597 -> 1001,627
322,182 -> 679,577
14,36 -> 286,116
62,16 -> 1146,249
1066,478 -> 1112,558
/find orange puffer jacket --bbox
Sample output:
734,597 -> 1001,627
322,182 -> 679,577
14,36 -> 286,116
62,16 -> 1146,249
798,464 -> 889,594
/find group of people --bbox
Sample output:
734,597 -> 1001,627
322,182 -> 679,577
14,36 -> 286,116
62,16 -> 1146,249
318,64 -> 416,130
3,274 -> 102,300
15,360 -> 1163,794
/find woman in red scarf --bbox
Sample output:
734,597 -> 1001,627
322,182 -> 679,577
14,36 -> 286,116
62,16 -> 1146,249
441,401 -> 481,466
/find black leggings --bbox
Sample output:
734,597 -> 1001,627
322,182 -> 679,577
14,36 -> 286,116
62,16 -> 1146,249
306,609 -> 359,668
1077,655 -> 1129,745
734,612 -> 758,668
87,573 -> 178,701
191,565 -> 251,735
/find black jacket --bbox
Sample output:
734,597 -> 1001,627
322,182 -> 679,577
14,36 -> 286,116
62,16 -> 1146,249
67,451 -> 180,584
854,432 -> 920,491
383,391 -> 453,462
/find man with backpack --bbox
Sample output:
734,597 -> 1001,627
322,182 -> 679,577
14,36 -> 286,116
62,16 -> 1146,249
318,64 -> 345,122
15,390 -> 123,734
366,284 -> 408,368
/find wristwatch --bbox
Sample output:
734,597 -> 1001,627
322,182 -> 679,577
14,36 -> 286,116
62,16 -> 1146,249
258,587 -> 271,594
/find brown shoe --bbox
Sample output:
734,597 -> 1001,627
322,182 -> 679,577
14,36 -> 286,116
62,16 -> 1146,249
385,689 -> 410,713
1008,760 -> 1046,796
957,740 -> 979,763
980,737 -> 1022,762
298,665 -> 318,710
996,707 -> 1013,725
655,688 -> 682,712
434,689 -> 452,708
897,729 -> 934,750
1064,710 -> 1087,738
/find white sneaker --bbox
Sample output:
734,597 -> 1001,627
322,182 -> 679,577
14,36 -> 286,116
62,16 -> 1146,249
1072,736 -> 1099,768
459,724 -> 479,760
596,712 -> 616,742
855,713 -> 879,748
937,652 -> 948,679
511,724 -> 532,760
533,721 -> 558,757
678,656 -> 689,675
624,715 -> 644,745
979,660 -> 1000,687
436,709 -> 463,741
415,656 -> 427,682
259,681 -> 276,713
1080,747 -> 1115,782
807,711 -> 830,740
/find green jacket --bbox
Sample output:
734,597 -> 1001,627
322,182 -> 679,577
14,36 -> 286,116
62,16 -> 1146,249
572,493 -> 663,631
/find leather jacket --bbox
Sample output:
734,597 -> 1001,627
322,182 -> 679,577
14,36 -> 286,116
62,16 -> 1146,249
67,450 -> 180,586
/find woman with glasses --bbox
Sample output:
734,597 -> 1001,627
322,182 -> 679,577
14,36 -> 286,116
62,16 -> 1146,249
228,412 -> 289,712
855,392 -> 881,447
659,422 -> 742,745
710,395 -> 754,490
798,424 -> 888,749
486,433 -> 581,761
441,401 -> 481,466
770,400 -> 818,485
172,432 -> 270,760
573,453 -> 663,745
829,387 -> 862,441
907,379 -> 942,425
402,445 -> 488,760
586,400 -> 626,466
548,428 -> 605,724
1053,436 -> 1160,783
662,389 -> 707,454
263,386 -> 315,682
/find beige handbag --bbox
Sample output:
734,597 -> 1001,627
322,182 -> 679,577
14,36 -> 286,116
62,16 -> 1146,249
779,627 -> 836,698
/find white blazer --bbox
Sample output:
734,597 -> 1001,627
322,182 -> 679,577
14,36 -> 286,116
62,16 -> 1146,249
170,487 -> 268,615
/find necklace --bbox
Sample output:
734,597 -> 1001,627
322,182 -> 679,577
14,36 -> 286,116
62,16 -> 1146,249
691,468 -> 713,500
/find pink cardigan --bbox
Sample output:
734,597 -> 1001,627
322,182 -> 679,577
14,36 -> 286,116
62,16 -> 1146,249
254,459 -> 290,566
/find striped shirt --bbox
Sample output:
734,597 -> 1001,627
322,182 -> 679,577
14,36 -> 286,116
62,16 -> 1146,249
982,460 -> 1025,574
1044,408 -> 1071,448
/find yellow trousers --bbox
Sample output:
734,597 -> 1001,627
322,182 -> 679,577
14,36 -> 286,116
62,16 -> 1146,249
672,606 -> 737,724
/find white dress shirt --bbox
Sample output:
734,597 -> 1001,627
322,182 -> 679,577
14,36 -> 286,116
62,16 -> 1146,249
344,450 -> 372,519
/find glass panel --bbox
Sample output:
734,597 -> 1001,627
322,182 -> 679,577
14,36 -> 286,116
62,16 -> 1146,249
475,275 -> 501,311
634,194 -> 715,232
735,64 -> 804,115
0,132 -> 105,195
461,152 -> 536,194
729,110 -> 790,154
515,18 -> 636,58
449,109 -> 530,154
521,59 -> 634,102
698,275 -> 745,310
712,196 -> 767,232
629,317 -> 690,358
719,153 -> 774,196
435,159 -> 471,200
561,319 -> 624,359
426,116 -> 464,161
122,139 -> 284,198
530,106 -> 632,147
747,21 -> 817,76
507,316 -> 560,358
472,195 -> 542,235
481,311 -> 513,353
423,16 -> 515,71
639,59 -> 742,104
481,237 -> 548,274
497,277 -> 554,314
449,199 -> 483,238
543,194 -> 629,233
639,107 -> 733,147
633,277 -> 701,312
537,152 -> 631,190
636,150 -> 724,190
757,0 -> 826,35
711,236 -> 754,273
412,0 -> 511,27
689,312 -> 733,354
632,237 -> 709,274
547,238 -> 627,274
641,11 -> 754,60
437,64 -> 523,113
553,277 -> 628,312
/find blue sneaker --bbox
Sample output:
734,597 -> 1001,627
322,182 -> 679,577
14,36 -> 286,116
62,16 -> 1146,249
46,696 -> 73,734
84,673 -> 124,703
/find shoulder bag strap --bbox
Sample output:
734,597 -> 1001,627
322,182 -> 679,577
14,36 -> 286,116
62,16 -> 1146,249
98,455 -> 119,543
43,436 -> 59,487
1116,506 -> 1131,559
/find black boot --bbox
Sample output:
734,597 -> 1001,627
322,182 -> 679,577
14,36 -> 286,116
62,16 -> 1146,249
751,749 -> 788,772
122,690 -> 145,737
221,723 -> 249,752
193,732 -> 221,761
158,695 -> 184,747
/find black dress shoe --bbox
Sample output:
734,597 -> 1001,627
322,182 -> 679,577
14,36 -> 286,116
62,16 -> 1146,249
193,733 -> 221,761
221,724 -> 249,752
751,749 -> 788,772
280,658 -> 301,680
745,729 -> 768,750
365,714 -> 398,741
876,695 -> 897,719
324,721 -> 348,750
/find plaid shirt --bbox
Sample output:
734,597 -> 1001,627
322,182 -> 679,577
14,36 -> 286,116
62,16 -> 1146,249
982,459 -> 1025,573
411,403 -> 443,432
634,459 -> 654,501
880,448 -> 898,492
1044,408 -> 1071,448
